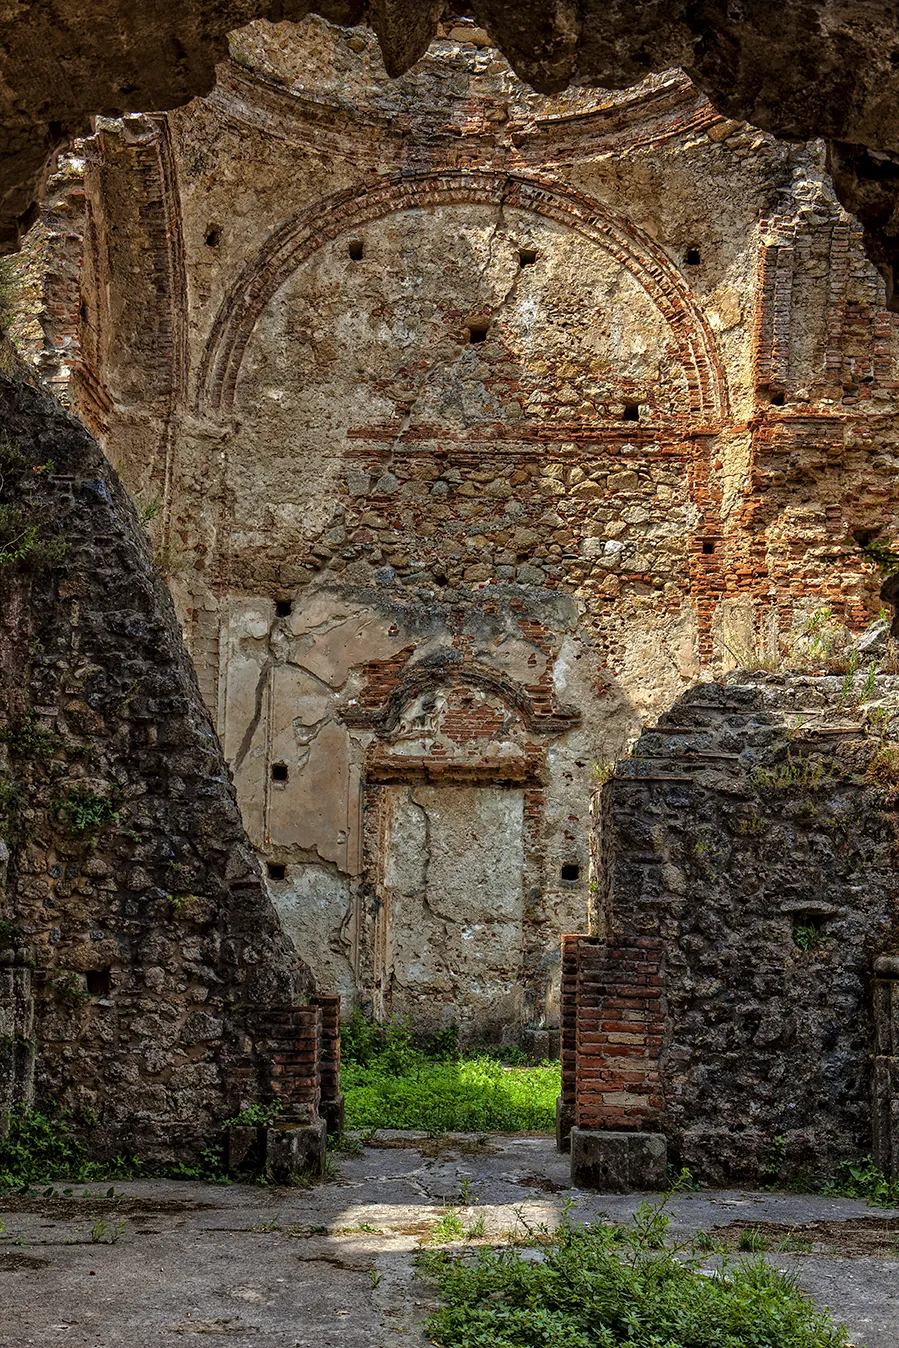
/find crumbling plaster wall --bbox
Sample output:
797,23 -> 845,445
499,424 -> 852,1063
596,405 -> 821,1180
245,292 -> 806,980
12,3 -> 899,314
16,19 -> 899,1040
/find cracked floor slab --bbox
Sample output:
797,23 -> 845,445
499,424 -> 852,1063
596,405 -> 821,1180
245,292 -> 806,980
0,1134 -> 896,1347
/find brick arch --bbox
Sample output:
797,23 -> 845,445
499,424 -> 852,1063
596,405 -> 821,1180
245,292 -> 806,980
195,169 -> 729,424
342,658 -> 581,740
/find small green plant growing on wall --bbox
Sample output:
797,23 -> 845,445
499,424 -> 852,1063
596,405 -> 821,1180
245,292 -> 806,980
48,970 -> 90,1005
864,742 -> 899,800
792,915 -> 827,954
223,1100 -> 284,1129
589,758 -> 616,786
753,753 -> 828,792
733,813 -> 764,836
134,492 -> 162,528
0,712 -> 60,761
858,536 -> 899,575
0,437 -> 66,572
0,257 -> 24,334
56,787 -> 120,837
167,893 -> 203,919
0,916 -> 23,950
867,705 -> 891,731
691,835 -> 723,880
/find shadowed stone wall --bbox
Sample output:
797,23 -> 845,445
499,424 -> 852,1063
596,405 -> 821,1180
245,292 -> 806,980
0,372 -> 319,1163
563,674 -> 899,1184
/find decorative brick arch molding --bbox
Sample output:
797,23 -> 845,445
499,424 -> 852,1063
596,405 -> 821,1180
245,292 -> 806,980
343,658 -> 581,742
195,168 -> 729,426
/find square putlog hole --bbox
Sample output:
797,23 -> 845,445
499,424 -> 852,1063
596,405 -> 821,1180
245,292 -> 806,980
86,969 -> 112,997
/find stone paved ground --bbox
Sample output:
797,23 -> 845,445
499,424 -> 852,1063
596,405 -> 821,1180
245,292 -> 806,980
0,1134 -> 896,1347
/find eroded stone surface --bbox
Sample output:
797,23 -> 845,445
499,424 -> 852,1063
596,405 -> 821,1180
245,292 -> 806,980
0,1136 -> 896,1347
561,674 -> 899,1184
10,5 -> 899,299
0,373 -> 314,1161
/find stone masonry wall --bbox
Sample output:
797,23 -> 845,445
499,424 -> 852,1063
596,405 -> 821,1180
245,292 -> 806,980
0,372 -> 319,1163
570,675 -> 899,1183
15,18 -> 899,1048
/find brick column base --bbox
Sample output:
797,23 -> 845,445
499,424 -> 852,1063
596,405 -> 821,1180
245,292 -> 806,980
570,1127 -> 667,1190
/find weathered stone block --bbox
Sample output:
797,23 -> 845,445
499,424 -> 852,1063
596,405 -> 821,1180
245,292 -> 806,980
523,1028 -> 561,1062
227,1126 -> 263,1179
264,1119 -> 327,1185
0,963 -> 35,1134
569,1128 -> 667,1191
555,1095 -> 575,1152
319,1090 -> 345,1139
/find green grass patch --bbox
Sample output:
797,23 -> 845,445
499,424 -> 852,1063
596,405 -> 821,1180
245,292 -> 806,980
341,1013 -> 560,1133
417,1201 -> 848,1348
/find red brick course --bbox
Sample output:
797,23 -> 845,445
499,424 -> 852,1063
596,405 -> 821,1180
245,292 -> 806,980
560,935 -> 666,1133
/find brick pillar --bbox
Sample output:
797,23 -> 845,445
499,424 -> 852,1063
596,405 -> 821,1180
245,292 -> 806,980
556,934 -> 582,1151
563,933 -> 668,1190
230,1003 -> 328,1183
873,955 -> 899,1181
312,994 -> 344,1137
258,1005 -> 322,1123
574,936 -> 664,1132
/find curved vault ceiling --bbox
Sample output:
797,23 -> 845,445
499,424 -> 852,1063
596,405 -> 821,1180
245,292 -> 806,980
5,2 -> 899,305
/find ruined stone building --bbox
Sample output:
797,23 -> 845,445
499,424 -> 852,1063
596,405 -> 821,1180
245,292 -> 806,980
3,10 -> 899,1182
14,16 -> 899,1051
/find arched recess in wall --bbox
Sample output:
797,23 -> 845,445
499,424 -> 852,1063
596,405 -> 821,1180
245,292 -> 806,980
343,658 -> 581,743
195,169 -> 729,426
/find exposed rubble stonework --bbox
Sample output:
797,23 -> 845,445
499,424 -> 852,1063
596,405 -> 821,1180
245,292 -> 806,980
11,7 -> 899,310
0,371 -> 339,1167
561,676 -> 899,1186
15,19 -> 899,1050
